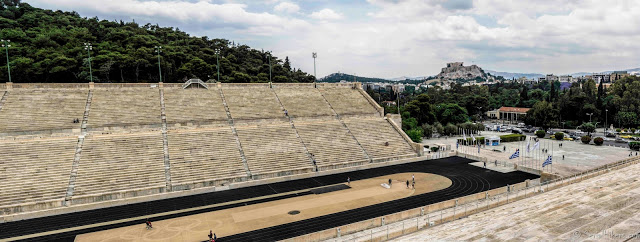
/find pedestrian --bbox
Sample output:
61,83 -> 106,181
388,178 -> 392,186
483,161 -> 486,168
562,155 -> 565,160
495,160 -> 497,166
284,109 -> 288,116
412,180 -> 415,190
412,174 -> 415,183
406,180 -> 409,188
347,177 -> 350,186
209,230 -> 213,241
145,219 -> 152,230
214,233 -> 217,242
503,146 -> 506,151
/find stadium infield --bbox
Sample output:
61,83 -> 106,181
0,156 -> 538,241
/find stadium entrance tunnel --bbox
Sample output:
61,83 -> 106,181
1,157 -> 538,241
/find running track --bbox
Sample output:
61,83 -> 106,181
0,157 -> 538,241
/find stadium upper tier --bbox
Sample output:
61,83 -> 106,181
0,82 -> 419,216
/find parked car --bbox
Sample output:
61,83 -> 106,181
512,128 -> 523,134
620,135 -> 633,139
547,130 -> 555,134
615,137 -> 627,143
564,137 -> 574,141
606,132 -> 617,138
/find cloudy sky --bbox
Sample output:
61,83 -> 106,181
27,0 -> 640,79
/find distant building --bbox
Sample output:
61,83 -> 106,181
592,73 -> 611,83
486,107 -> 531,121
610,71 -> 629,82
559,75 -> 574,83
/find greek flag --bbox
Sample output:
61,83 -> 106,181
526,139 -> 531,153
463,129 -> 467,141
472,133 -> 476,142
509,149 -> 520,159
543,155 -> 552,167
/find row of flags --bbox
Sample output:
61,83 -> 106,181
509,138 -> 553,168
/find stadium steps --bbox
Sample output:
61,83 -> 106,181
319,87 -> 379,116
163,88 -> 228,125
295,120 -> 371,168
64,135 -> 85,205
0,90 -> 7,111
219,88 -> 252,177
273,88 -> 334,117
159,88 -> 173,192
271,88 -> 317,171
80,89 -> 92,132
0,89 -> 87,133
344,118 -> 417,160
318,90 -> 373,163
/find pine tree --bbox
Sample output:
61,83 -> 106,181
284,57 -> 291,72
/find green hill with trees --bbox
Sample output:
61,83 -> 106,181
0,1 -> 314,83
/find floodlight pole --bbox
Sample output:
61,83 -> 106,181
155,46 -> 162,82
215,49 -> 220,82
1,40 -> 10,83
84,43 -> 93,82
312,52 -> 317,81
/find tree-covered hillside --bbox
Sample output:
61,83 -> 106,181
0,1 -> 315,83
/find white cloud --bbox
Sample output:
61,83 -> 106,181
31,0 -> 310,35
310,9 -> 343,21
28,0 -> 640,78
274,2 -> 300,14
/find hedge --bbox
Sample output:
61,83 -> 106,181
431,146 -> 440,152
581,135 -> 591,144
535,130 -> 546,138
456,137 -> 485,145
594,137 -> 604,146
630,142 -> 640,151
499,134 -> 526,142
554,132 -> 565,140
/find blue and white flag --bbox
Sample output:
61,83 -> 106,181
543,155 -> 552,167
509,149 -> 520,159
526,139 -> 531,153
463,129 -> 467,141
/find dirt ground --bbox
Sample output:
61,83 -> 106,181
75,172 -> 452,242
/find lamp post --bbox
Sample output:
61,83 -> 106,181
605,109 -> 608,132
267,51 -> 272,83
154,46 -> 162,82
1,40 -> 10,83
214,48 -> 220,82
312,52 -> 317,81
84,43 -> 93,82
586,113 -> 593,123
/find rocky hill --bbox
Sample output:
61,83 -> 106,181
435,62 -> 488,81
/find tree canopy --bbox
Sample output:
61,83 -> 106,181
0,1 -> 315,83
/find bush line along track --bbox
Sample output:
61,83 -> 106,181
0,157 -> 537,241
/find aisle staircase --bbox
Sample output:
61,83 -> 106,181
272,89 -> 318,171
219,89 -> 252,177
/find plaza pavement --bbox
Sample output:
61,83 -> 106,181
423,131 -> 633,177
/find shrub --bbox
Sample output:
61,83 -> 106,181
632,128 -> 637,133
444,123 -> 457,136
616,128 -> 622,133
456,137 -> 485,145
594,137 -> 604,146
581,135 -> 591,144
629,142 -> 640,151
500,134 -> 525,142
430,146 -> 440,152
535,130 -> 546,138
421,124 -> 433,139
554,132 -> 564,140
406,128 -> 423,143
